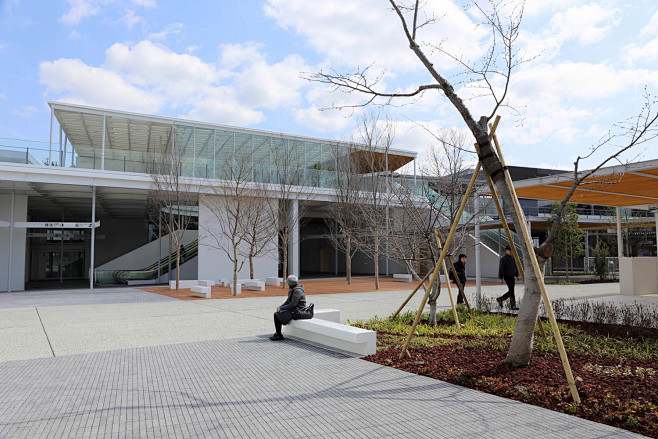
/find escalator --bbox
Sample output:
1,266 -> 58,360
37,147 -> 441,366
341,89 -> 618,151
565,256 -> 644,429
480,228 -> 522,255
95,239 -> 198,285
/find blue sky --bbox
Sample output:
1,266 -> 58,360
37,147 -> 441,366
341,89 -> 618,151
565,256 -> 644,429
1,0 -> 657,172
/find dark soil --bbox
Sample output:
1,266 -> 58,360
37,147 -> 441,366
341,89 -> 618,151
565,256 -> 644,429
366,341 -> 657,437
562,319 -> 658,340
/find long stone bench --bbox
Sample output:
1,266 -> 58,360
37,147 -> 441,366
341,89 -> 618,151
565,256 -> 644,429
245,280 -> 265,291
393,273 -> 412,282
191,285 -> 211,298
265,277 -> 283,286
284,309 -> 376,357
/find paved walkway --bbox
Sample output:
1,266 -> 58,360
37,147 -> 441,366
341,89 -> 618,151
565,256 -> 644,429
0,282 -> 655,438
0,337 -> 643,438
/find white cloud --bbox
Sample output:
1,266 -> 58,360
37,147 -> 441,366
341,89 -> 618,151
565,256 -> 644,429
0,93 -> 7,101
39,40 -> 318,127
624,38 -> 658,66
640,10 -> 658,36
39,58 -> 164,113
13,105 -> 39,118
60,0 -> 155,25
264,0 -> 488,73
60,0 -> 108,25
519,3 -> 620,61
148,22 -> 184,41
186,45 -> 201,54
220,42 -> 264,69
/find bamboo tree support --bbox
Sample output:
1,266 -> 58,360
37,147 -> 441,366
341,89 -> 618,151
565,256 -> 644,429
475,145 -> 547,339
436,228 -> 471,312
434,228 -> 460,328
490,130 -> 581,404
399,161 -> 483,359
391,269 -> 433,319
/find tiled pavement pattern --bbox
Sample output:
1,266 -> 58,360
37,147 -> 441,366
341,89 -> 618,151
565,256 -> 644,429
0,337 -> 643,439
0,287 -> 176,309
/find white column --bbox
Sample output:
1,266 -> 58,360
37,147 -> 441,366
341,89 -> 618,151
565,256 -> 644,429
101,114 -> 106,170
475,194 -> 481,307
288,200 -> 300,277
413,158 -> 416,185
49,107 -> 53,165
385,206 -> 389,276
616,207 -> 623,259
7,191 -> 15,292
654,210 -> 658,256
59,125 -> 63,167
90,186 -> 96,290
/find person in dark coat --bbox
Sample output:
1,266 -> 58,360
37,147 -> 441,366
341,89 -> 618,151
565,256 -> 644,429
496,245 -> 520,310
270,275 -> 307,341
450,254 -> 467,305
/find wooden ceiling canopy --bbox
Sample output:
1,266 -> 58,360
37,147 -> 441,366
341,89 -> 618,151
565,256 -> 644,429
349,150 -> 414,173
509,161 -> 658,208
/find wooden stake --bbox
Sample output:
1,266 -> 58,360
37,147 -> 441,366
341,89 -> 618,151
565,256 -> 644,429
435,228 -> 460,328
476,146 -> 547,339
491,131 -> 581,404
435,228 -> 471,311
391,269 -> 432,319
399,162 -> 482,359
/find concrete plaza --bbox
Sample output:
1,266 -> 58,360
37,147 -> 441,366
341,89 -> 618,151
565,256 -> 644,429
0,281 -> 654,438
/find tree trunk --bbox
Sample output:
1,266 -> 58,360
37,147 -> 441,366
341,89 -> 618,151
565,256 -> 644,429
249,254 -> 254,279
476,135 -> 545,367
428,274 -> 440,326
282,237 -> 288,289
374,234 -> 380,290
346,236 -> 352,285
175,249 -> 180,290
232,244 -> 239,296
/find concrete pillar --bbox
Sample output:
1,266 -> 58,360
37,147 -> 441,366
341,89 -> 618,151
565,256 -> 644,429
1,193 -> 27,292
288,199 -> 300,278
475,194 -> 481,307
90,186 -> 96,290
616,207 -> 623,259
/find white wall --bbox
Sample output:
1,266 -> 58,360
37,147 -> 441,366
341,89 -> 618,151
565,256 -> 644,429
198,194 -> 278,282
463,234 -> 500,279
0,193 -> 28,292
619,256 -> 658,296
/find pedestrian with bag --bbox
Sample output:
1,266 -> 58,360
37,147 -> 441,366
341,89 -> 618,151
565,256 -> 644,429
496,245 -> 520,310
270,275 -> 314,341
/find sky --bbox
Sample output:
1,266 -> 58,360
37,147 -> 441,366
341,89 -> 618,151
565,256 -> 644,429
1,0 -> 657,173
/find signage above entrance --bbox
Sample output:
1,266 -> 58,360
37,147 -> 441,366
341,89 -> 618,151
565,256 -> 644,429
0,221 -> 101,229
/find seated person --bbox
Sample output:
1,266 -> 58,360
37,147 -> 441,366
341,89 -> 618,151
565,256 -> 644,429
270,275 -> 306,341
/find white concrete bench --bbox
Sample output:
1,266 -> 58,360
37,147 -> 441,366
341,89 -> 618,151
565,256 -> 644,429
191,285 -> 211,298
284,309 -> 376,357
169,280 -> 200,289
219,278 -> 260,287
245,280 -> 265,291
266,277 -> 283,286
198,280 -> 215,287
393,274 -> 412,282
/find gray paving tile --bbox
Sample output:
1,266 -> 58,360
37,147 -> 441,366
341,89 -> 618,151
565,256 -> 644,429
0,337 -> 644,439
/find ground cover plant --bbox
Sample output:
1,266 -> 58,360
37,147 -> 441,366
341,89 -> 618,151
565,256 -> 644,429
351,305 -> 658,437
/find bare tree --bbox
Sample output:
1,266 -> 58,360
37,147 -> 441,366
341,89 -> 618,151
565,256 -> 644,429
306,0 -> 658,367
389,128 -> 483,323
326,141 -> 364,285
147,132 -> 198,290
349,111 -> 396,290
243,190 -> 277,279
200,151 -> 258,295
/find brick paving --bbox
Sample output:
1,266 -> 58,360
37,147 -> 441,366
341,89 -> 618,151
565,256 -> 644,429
0,337 -> 643,439
140,276 -> 498,301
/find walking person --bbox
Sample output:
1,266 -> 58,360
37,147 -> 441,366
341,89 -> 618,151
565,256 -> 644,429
270,275 -> 307,341
450,254 -> 467,305
496,245 -> 520,310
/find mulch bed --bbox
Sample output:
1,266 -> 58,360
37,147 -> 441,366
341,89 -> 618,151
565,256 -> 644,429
366,337 -> 657,437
